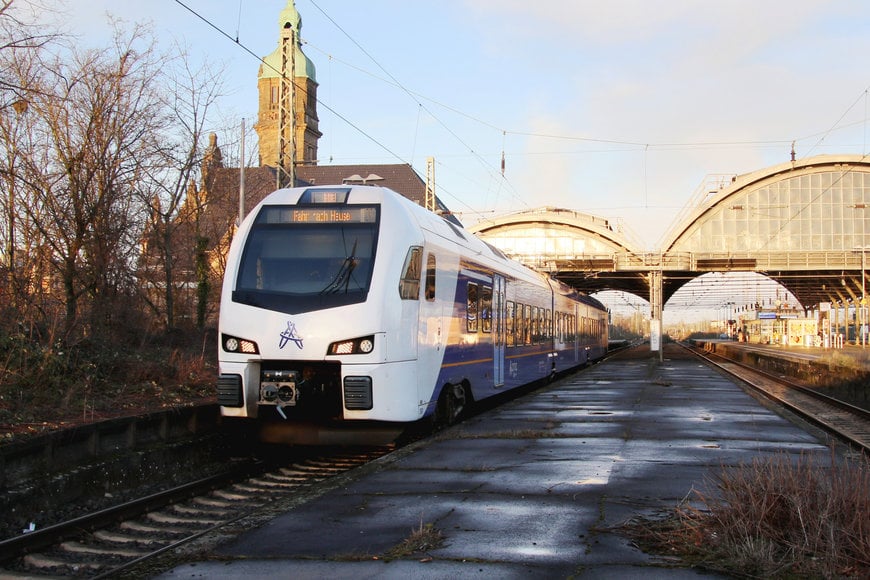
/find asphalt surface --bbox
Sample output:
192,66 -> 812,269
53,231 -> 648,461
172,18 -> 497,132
159,344 -> 831,578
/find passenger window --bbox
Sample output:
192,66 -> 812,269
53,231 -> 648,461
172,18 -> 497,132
425,253 -> 436,301
545,309 -> 552,340
481,285 -> 492,333
467,282 -> 479,332
506,301 -> 515,347
531,306 -> 539,343
524,304 -> 532,344
516,303 -> 525,345
398,246 -> 422,300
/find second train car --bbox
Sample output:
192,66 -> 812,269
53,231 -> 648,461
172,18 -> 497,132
216,185 -> 608,437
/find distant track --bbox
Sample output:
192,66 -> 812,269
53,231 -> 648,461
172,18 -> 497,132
684,342 -> 870,454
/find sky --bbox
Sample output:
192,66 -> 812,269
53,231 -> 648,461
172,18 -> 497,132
35,0 -> 870,321
50,0 -> 870,247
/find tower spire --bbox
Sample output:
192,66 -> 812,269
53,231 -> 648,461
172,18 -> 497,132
254,1 -> 321,175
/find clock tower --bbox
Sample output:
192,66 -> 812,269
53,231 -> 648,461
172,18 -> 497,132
255,1 -> 321,177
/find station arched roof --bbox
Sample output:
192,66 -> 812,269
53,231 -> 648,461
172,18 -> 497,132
469,207 -> 639,257
661,154 -> 870,308
468,207 -> 651,299
662,154 -> 870,253
468,154 -> 870,311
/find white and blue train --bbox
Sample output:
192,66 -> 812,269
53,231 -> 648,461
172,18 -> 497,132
216,185 -> 608,439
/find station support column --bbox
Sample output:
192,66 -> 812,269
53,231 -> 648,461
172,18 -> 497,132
649,270 -> 663,362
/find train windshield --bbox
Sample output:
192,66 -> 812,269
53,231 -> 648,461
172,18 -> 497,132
233,204 -> 380,314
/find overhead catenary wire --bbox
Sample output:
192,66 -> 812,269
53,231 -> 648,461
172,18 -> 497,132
293,0 -> 870,160
172,0 -> 406,165
234,0 -> 243,42
805,84 -> 870,158
172,0 -> 520,222
305,0 -> 529,214
175,1 -> 870,178
174,1 -> 870,242
294,39 -> 826,155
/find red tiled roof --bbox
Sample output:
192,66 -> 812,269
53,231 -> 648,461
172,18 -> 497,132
205,163 -> 455,220
296,164 -> 426,204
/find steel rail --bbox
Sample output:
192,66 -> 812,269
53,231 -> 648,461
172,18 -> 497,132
0,447 -> 392,578
684,342 -> 870,454
0,458 -> 264,563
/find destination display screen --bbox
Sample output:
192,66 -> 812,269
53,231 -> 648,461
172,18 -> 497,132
257,205 -> 379,225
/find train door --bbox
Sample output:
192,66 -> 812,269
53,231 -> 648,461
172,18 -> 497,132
418,250 -> 444,390
493,274 -> 506,386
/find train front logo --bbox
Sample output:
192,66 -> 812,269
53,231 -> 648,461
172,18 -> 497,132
278,321 -> 304,350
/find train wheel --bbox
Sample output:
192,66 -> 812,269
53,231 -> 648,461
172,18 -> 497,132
434,382 -> 467,428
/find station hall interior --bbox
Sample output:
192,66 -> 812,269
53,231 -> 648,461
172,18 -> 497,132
469,153 -> 870,348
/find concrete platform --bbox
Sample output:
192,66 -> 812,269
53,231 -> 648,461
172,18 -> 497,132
697,338 -> 870,368
158,344 -> 830,578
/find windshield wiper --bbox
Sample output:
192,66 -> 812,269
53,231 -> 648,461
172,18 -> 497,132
320,239 -> 359,295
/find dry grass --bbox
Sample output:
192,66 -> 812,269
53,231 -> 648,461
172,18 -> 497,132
821,350 -> 870,372
0,330 -> 216,441
382,520 -> 445,561
622,449 -> 870,577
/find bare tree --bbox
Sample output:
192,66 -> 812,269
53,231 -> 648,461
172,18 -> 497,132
136,46 -> 226,332
214,115 -> 259,169
0,0 -> 60,329
0,0 -> 58,104
13,25 -> 166,340
1,7 -> 238,340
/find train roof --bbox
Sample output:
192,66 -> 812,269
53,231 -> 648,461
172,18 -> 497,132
377,186 -> 606,310
251,184 -> 607,312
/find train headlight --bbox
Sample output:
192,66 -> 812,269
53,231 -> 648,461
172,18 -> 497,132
331,340 -> 355,355
328,335 -> 375,355
239,341 -> 258,354
222,334 -> 259,354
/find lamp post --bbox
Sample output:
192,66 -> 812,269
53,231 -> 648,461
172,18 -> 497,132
725,301 -> 735,339
852,246 -> 869,347
863,249 -> 866,348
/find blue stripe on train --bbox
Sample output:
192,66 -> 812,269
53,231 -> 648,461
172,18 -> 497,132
422,265 -> 599,416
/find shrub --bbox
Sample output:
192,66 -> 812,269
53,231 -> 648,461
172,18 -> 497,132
622,449 -> 869,577
0,325 -> 215,438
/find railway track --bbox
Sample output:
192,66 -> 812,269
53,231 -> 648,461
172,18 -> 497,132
0,446 -> 393,578
686,343 -> 870,454
0,345 -> 625,578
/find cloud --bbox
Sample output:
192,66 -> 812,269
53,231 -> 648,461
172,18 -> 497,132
464,0 -> 835,49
